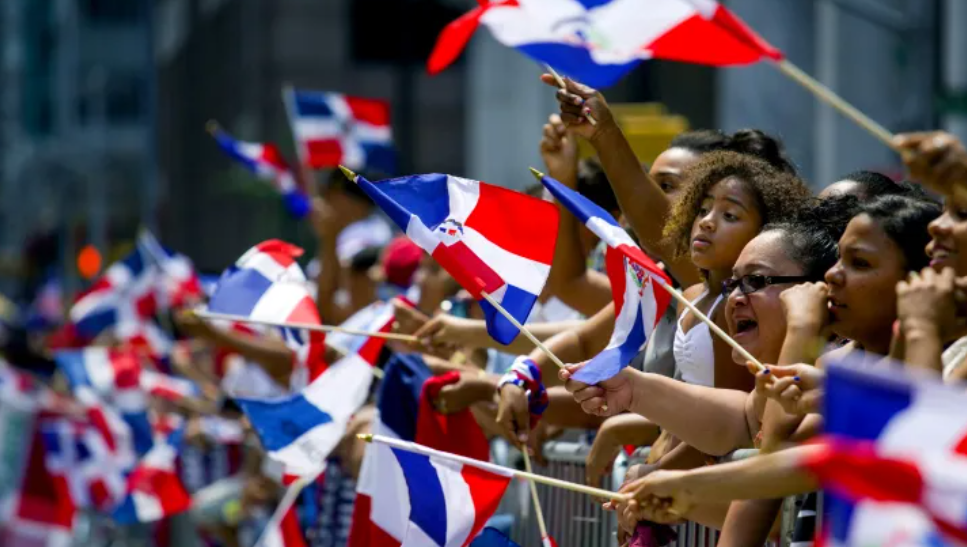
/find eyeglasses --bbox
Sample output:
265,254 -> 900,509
721,274 -> 813,296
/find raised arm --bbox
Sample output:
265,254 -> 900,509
539,114 -> 613,314
542,74 -> 700,286
175,310 -> 294,386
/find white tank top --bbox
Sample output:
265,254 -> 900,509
673,289 -> 723,387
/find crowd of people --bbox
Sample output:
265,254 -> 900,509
3,72 -> 967,547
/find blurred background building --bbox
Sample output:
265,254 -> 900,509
0,0 -> 957,306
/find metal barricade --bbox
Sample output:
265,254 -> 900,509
508,441 -> 804,547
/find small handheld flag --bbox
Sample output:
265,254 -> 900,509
208,121 -> 310,218
283,87 -> 395,174
428,0 -> 783,88
535,169 -> 672,383
338,167 -> 559,346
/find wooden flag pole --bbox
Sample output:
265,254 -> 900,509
529,167 -> 765,371
280,84 -> 308,166
338,164 -> 571,371
545,65 -> 598,126
521,450 -> 552,543
479,291 -> 567,370
359,434 -> 631,501
193,310 -> 418,343
772,59 -> 894,148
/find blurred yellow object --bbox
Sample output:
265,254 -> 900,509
577,103 -> 689,166
222,498 -> 243,525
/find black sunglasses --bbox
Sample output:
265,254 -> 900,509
721,274 -> 813,296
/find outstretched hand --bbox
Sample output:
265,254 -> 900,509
540,74 -> 614,141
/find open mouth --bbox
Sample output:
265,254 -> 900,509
734,318 -> 758,334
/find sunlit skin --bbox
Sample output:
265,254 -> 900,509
688,177 -> 764,287
650,147 -> 699,200
926,199 -> 967,275
817,179 -> 862,200
825,214 -> 908,355
725,231 -> 807,364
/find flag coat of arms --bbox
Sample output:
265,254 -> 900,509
539,172 -> 671,383
802,360 -> 967,546
285,88 -> 396,174
353,173 -> 559,345
429,0 -> 783,88
348,354 -> 494,547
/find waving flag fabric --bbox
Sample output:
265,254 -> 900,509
70,246 -> 157,339
349,354 -> 491,547
113,424 -> 191,523
136,230 -> 204,309
4,423 -> 77,547
801,359 -> 967,546
54,348 -> 154,456
209,124 -> 310,218
385,442 -> 512,547
39,416 -> 129,513
236,331 -> 385,478
207,239 -> 326,386
285,88 -> 396,174
139,370 -> 199,403
539,173 -> 671,383
353,173 -> 559,345
260,506 -> 309,547
429,0 -> 783,88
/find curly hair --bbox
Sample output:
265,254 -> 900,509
663,151 -> 811,260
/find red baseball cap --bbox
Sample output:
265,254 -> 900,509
382,237 -> 423,288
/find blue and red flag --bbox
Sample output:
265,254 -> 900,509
207,239 -> 326,387
351,172 -> 559,345
429,0 -> 783,88
539,172 -> 671,383
54,348 -> 155,456
801,359 -> 967,546
284,88 -> 396,175
348,354 -> 494,547
113,421 -> 191,524
209,123 -> 311,218
236,324 -> 389,479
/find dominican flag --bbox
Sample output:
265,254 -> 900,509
69,245 -> 158,339
539,173 -> 671,383
378,440 -> 512,547
429,0 -> 783,88
39,416 -> 130,513
348,354 -> 492,547
54,348 -> 155,456
138,370 -> 199,404
353,173 -> 559,345
284,87 -> 396,175
800,359 -> 967,546
325,298 -> 412,362
113,424 -> 191,523
235,327 -> 387,478
117,318 -> 175,373
3,422 -> 77,547
260,506 -> 309,547
209,123 -> 311,218
136,230 -> 204,309
207,239 -> 326,387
